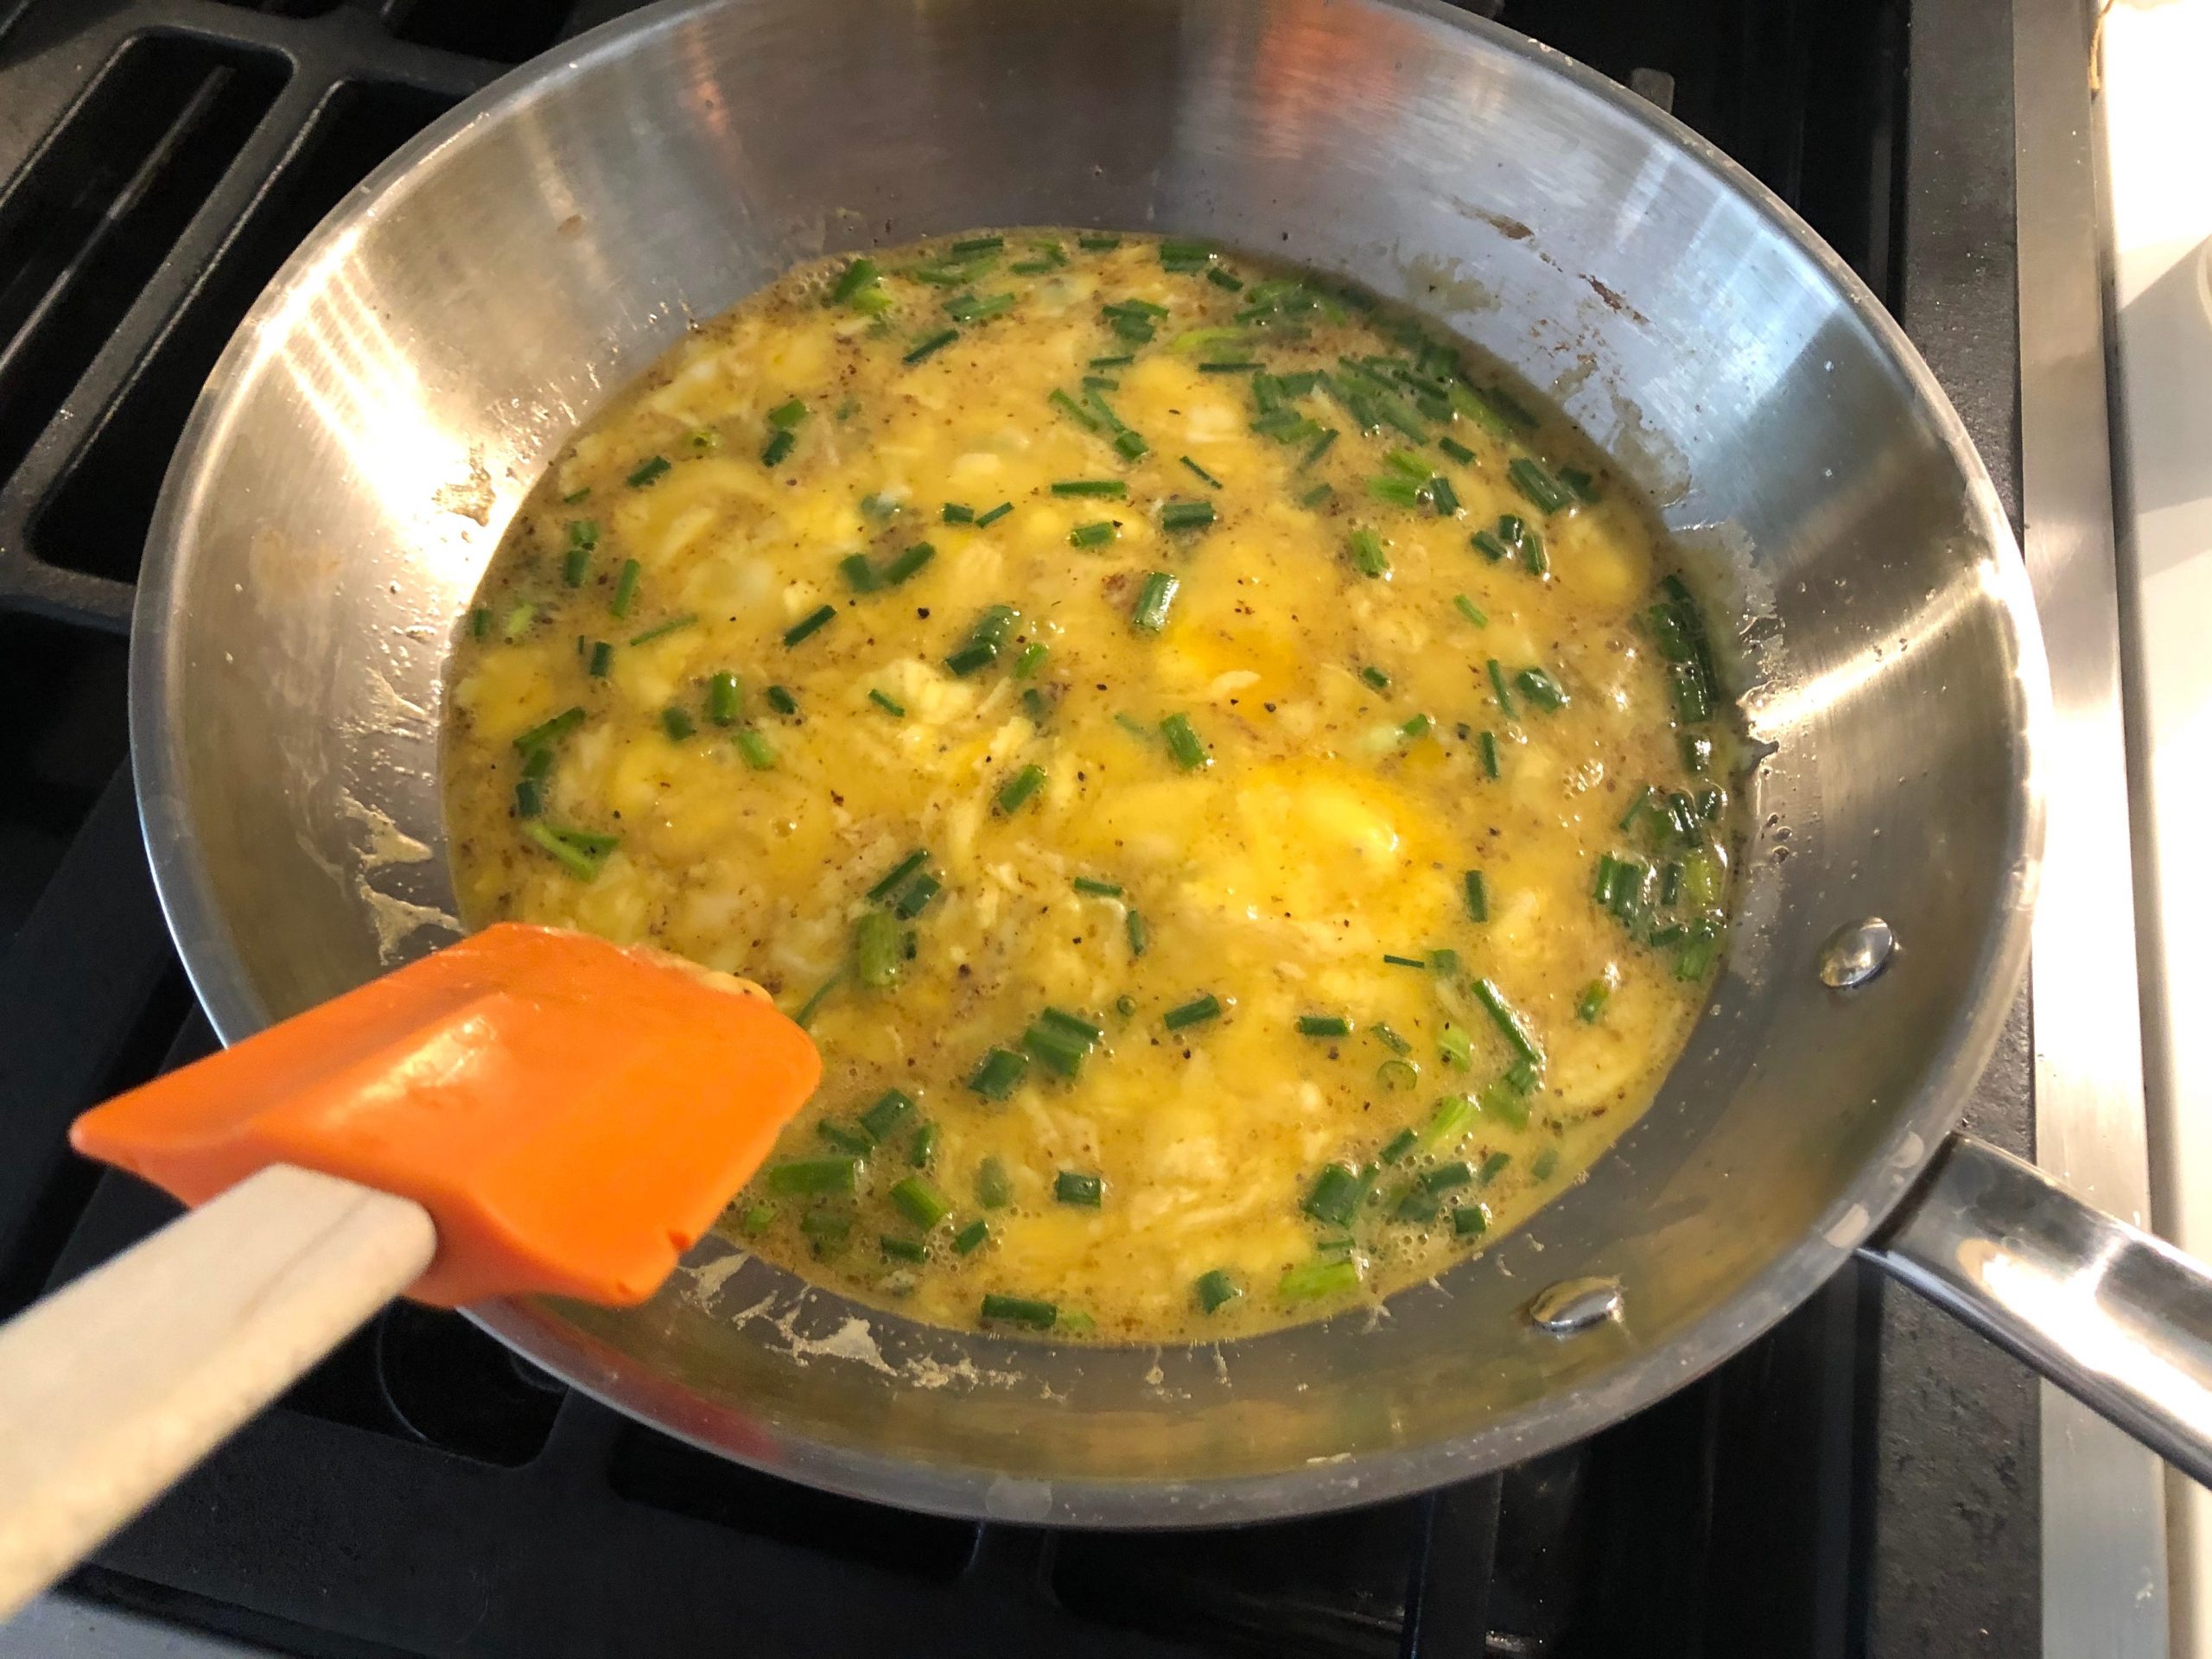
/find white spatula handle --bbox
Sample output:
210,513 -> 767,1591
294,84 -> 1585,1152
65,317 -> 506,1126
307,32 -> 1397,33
0,1164 -> 435,1622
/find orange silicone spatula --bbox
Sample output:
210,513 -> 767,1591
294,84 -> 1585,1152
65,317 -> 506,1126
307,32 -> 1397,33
0,923 -> 818,1620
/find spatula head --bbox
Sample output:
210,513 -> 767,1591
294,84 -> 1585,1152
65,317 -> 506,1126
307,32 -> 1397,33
70,925 -> 820,1307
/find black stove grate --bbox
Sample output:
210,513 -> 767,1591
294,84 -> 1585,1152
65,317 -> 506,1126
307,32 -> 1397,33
0,1 -> 2033,1655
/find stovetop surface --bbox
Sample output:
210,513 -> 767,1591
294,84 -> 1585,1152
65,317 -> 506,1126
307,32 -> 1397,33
0,1 -> 2036,1654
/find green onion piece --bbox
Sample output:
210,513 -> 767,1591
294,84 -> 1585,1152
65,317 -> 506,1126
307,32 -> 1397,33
1558,465 -> 1600,503
760,428 -> 797,467
1073,877 -> 1123,899
1429,948 -> 1461,977
1360,665 -> 1391,691
976,1157 -> 1013,1209
512,779 -> 545,818
1520,531 -> 1549,578
1372,1025 -> 1413,1059
1430,475 -> 1461,516
1576,981 -> 1611,1023
908,1122 -> 938,1166
1194,1269 -> 1242,1313
943,503 -> 977,525
950,234 -> 1004,254
1068,520 -> 1116,549
628,614 -> 697,646
856,910 -> 903,988
1126,910 -> 1149,957
597,563 -> 638,624
889,1174 -> 952,1230
571,638 -> 607,678
1052,479 -> 1127,498
799,1210 -> 850,1246
996,763 -> 1046,814
1349,528 -> 1390,578
1382,954 -> 1427,969
865,541 -> 930,589
563,545 -> 591,588
1159,238 -> 1216,270
1054,1170 -> 1103,1206
513,706 -> 586,753
1508,455 -> 1572,513
1420,1093 -> 1478,1152
868,849 -> 929,902
1048,387 -> 1101,432
1160,712 -> 1208,771
1297,429 -> 1339,474
468,607 -> 491,641
1438,435 -> 1476,464
859,1089 -> 915,1142
1478,730 -> 1501,779
661,706 -> 695,741
762,398 -> 805,429
953,1218 -> 990,1255
734,728 -> 776,770
889,873 -> 939,919
1381,1128 -> 1420,1164
968,1046 -> 1031,1100
703,671 -> 741,725
839,553 -> 880,594
830,256 -> 880,303
1464,869 -> 1489,922
1401,712 -> 1433,740
1438,1025 -> 1474,1070
1676,924 -> 1723,981
1163,993 -> 1223,1032
903,327 -> 958,364
974,501 -> 1013,528
1452,1204 -> 1491,1237
1302,1163 -> 1363,1225
766,1156 -> 859,1196
1450,594 -> 1488,629
1112,428 -> 1149,461
818,1121 -> 873,1156
880,1234 -> 927,1262
1377,1058 -> 1421,1091
1471,978 -> 1545,1067
980,1294 -> 1057,1330
1160,499 -> 1216,532
741,1202 -> 775,1235
1206,267 -> 1244,291
1131,571 -> 1179,632
1619,785 -> 1656,831
1281,1257 -> 1363,1301
943,289 -> 1016,322
1472,1152 -> 1510,1187
1298,1014 -> 1353,1039
1198,359 -> 1258,374
626,455 -> 671,489
1392,1185 -> 1441,1224
783,605 -> 836,647
1079,234 -> 1122,251
1516,666 -> 1568,709
868,688 -> 906,718
1471,530 -> 1510,563
1423,1161 -> 1475,1194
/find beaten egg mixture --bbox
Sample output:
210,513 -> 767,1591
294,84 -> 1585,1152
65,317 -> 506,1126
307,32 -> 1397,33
443,231 -> 1736,1343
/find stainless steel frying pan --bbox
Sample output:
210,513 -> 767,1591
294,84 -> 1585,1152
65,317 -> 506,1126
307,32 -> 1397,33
129,0 -> 2212,1524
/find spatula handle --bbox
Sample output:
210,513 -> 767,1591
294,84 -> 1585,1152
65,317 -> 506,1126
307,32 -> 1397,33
0,1164 -> 435,1622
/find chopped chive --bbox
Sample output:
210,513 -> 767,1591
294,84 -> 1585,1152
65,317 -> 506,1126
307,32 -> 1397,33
661,706 -> 695,741
763,398 -> 806,429
1298,1014 -> 1353,1038
1382,954 -> 1427,969
1392,1185 -> 1440,1224
1052,479 -> 1127,498
889,1175 -> 952,1230
1620,785 -> 1656,830
766,1156 -> 859,1196
980,1294 -> 1057,1331
1163,993 -> 1222,1031
1348,528 -> 1390,578
1487,658 -> 1514,716
783,605 -> 836,646
1429,947 -> 1461,977
1113,428 -> 1150,461
587,641 -> 613,677
1302,1163 -> 1363,1225
868,849 -> 929,902
734,728 -> 777,770
1054,1170 -> 1103,1206
630,613 -> 697,647
1079,234 -> 1122,251
1452,594 -> 1489,628
1509,455 -> 1572,513
1361,665 -> 1391,690
953,1218 -> 990,1255
1299,483 -> 1335,507
514,706 -> 586,753
880,1235 -> 927,1262
1558,465 -> 1600,503
1439,435 -> 1476,464
1132,571 -> 1179,632
468,607 -> 490,641
1159,238 -> 1217,270
854,907 -> 903,988
1676,925 -> 1723,981
1471,530 -> 1511,563
1520,531 -> 1549,577
800,1210 -> 851,1246
1476,1152 -> 1512,1187
830,256 -> 880,303
1516,666 -> 1568,709
976,1156 -> 1013,1209
1179,455 -> 1225,491
706,671 -> 741,725
1576,981 -> 1611,1022
1074,876 -> 1122,897
890,872 -> 939,918
563,544 -> 591,588
868,688 -> 906,717
975,501 -> 1014,528
1048,388 -> 1101,431
1373,1025 -> 1412,1058
760,427 -> 797,468
1464,869 -> 1489,922
1299,428 -> 1340,473
879,541 -> 937,587
1195,1269 -> 1243,1313
1069,520 -> 1116,549
1420,1093 -> 1478,1152
610,559 -> 642,619
792,968 -> 847,1027
968,1046 -> 1031,1100
1471,977 -> 1545,1067
1198,359 -> 1258,373
764,685 -> 798,717
626,454 -> 671,489
996,763 -> 1046,814
1160,712 -> 1208,771
840,552 -> 880,593
1429,475 -> 1461,516
1281,1257 -> 1363,1301
943,290 -> 1017,322
1401,712 -> 1433,740
1381,1128 -> 1420,1164
860,1089 -> 915,1142
512,779 -> 545,817
1089,354 -> 1135,370
903,327 -> 959,364
908,1122 -> 938,1166
1126,910 -> 1149,957
1478,729 -> 1501,778
1206,267 -> 1245,292
943,503 -> 976,524
1452,1204 -> 1491,1237
1160,499 -> 1217,534
950,234 -> 1004,254
560,486 -> 591,504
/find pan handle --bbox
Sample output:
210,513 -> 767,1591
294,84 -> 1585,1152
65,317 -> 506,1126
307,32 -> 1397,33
1862,1131 -> 2212,1487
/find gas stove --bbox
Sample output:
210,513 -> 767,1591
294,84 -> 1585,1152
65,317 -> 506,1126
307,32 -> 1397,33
0,1 -> 2056,1654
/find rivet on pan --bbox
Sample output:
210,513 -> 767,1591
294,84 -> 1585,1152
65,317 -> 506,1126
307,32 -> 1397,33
1528,1276 -> 1623,1335
1817,917 -> 1895,989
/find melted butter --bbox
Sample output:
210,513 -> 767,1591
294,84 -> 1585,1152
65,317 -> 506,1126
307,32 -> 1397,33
443,232 -> 1737,1342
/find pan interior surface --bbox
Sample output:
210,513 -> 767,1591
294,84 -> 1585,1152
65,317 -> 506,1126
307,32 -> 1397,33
130,0 -> 2043,1524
